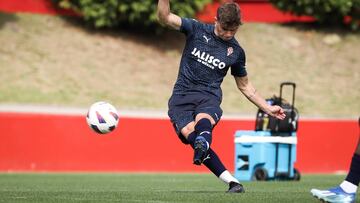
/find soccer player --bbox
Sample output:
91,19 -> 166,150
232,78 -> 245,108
157,1 -> 286,193
311,117 -> 360,203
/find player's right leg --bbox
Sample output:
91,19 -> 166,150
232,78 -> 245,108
192,113 -> 215,165
167,94 -> 213,165
178,122 -> 208,165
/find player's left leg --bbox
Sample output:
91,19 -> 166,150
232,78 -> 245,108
187,123 -> 244,193
311,159 -> 359,203
311,185 -> 357,203
311,163 -> 358,203
311,117 -> 360,203
341,134 -> 360,194
203,149 -> 244,193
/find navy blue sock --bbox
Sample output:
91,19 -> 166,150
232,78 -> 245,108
203,148 -> 226,177
187,131 -> 226,177
345,153 -> 360,186
187,131 -> 197,147
195,118 -> 212,148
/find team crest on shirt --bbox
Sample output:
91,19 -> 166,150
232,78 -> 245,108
227,47 -> 233,56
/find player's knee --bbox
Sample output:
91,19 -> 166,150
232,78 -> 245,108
195,113 -> 216,125
195,118 -> 212,132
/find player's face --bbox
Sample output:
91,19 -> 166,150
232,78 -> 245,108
215,21 -> 239,41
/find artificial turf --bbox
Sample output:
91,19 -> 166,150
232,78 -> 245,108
0,173 -> 357,203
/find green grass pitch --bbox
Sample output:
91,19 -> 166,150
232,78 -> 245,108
0,173 -> 358,203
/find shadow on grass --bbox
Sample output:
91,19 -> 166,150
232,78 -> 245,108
0,12 -> 19,29
172,190 -> 225,194
59,15 -> 185,54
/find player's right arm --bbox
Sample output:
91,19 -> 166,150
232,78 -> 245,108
157,0 -> 182,30
234,75 -> 286,120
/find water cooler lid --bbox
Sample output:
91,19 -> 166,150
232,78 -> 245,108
234,136 -> 297,144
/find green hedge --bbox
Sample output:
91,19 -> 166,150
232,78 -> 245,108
270,0 -> 360,30
52,0 -> 211,28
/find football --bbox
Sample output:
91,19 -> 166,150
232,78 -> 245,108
86,101 -> 119,134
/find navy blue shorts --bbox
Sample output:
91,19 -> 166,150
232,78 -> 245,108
168,93 -> 223,144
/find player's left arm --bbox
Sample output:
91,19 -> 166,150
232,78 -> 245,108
234,76 -> 286,120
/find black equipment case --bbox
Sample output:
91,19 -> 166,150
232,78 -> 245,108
255,82 -> 299,133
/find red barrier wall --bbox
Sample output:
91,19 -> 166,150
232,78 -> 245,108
0,0 -> 77,16
0,0 -> 313,23
0,112 -> 357,173
197,1 -> 314,23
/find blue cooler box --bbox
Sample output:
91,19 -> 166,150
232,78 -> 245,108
234,130 -> 299,181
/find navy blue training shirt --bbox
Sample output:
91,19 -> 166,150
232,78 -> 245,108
172,18 -> 247,101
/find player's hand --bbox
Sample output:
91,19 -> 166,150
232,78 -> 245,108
267,105 -> 286,120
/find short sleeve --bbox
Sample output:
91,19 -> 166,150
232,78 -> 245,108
180,18 -> 200,36
231,48 -> 247,77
